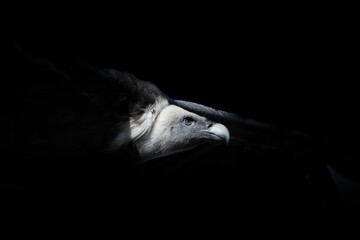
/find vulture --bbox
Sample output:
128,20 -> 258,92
1,44 -> 359,207
1,46 -> 316,163
0,46 -> 286,163
1,47 -> 233,163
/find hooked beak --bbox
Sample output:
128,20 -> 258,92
203,122 -> 230,144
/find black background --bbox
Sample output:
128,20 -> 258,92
2,6 -> 359,208
10,22 -> 357,137
9,13 -> 357,137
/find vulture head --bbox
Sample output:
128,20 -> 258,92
126,102 -> 229,162
104,70 -> 230,162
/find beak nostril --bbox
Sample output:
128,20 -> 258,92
207,122 -> 213,129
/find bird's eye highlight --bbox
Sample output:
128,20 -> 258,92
183,116 -> 194,126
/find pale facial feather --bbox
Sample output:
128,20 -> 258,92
108,97 -> 168,151
135,105 -> 207,161
109,100 -> 224,162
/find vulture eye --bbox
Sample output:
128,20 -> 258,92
183,116 -> 194,126
151,108 -> 156,114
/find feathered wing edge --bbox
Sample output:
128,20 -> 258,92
171,100 -> 278,131
170,99 -> 314,151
